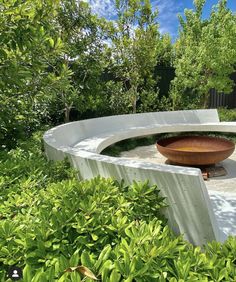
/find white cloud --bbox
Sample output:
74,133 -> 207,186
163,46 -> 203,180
85,0 -> 183,39
85,0 -> 116,19
151,0 -> 183,38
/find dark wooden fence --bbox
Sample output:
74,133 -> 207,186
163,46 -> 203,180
209,90 -> 236,109
208,72 -> 236,109
155,67 -> 236,109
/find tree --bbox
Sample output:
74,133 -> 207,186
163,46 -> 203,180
110,0 -> 161,113
53,0 -> 111,121
171,0 -> 236,109
0,0 -> 111,147
0,0 -> 64,148
156,34 -> 174,67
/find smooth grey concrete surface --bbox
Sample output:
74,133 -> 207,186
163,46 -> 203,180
120,145 -> 236,236
43,109 -> 236,245
208,191 -> 236,236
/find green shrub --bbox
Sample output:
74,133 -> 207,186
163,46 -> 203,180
102,135 -> 158,157
0,134 -> 236,281
218,108 -> 236,122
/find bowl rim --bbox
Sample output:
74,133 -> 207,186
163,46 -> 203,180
156,135 -> 235,154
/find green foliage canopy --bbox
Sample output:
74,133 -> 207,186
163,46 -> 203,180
52,0 -> 111,122
0,0 -> 64,147
171,0 -> 236,109
110,0 -> 161,113
1,0 -> 236,149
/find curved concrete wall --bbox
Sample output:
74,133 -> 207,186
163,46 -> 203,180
43,109 -> 236,246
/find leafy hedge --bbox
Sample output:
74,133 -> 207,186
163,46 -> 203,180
0,134 -> 236,281
218,108 -> 236,122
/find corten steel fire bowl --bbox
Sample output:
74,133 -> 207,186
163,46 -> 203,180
156,135 -> 235,166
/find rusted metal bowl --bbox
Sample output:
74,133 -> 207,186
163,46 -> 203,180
156,135 -> 235,166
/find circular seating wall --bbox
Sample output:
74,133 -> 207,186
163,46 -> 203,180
43,109 -> 236,246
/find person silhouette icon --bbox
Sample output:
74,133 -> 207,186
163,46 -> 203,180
8,266 -> 22,281
12,270 -> 19,278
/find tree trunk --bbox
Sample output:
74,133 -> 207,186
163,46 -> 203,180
132,95 -> 137,113
203,93 -> 209,109
132,85 -> 138,113
64,106 -> 71,123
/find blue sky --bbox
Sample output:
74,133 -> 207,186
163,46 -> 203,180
85,0 -> 236,40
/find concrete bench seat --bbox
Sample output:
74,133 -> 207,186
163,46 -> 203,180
43,109 -> 236,246
73,122 -> 236,154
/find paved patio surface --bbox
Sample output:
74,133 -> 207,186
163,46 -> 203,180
121,145 -> 236,236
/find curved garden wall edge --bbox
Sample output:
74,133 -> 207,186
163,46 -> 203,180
43,109 -> 236,246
